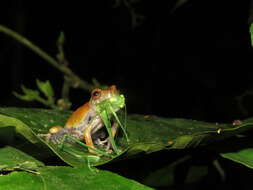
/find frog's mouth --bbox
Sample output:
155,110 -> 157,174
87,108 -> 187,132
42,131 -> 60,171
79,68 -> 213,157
95,94 -> 125,114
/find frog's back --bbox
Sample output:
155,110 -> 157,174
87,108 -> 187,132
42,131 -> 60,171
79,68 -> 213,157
64,103 -> 90,127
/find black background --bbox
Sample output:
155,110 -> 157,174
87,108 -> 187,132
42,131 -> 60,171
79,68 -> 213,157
1,1 -> 253,122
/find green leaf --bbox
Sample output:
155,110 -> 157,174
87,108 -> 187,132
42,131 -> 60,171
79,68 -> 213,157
0,166 -> 153,190
0,107 -> 253,167
13,85 -> 40,101
120,115 -> 253,155
36,79 -> 55,99
56,31 -> 65,62
250,23 -> 253,47
218,134 -> 253,169
0,146 -> 44,172
0,108 -> 83,166
0,114 -> 38,144
221,148 -> 253,169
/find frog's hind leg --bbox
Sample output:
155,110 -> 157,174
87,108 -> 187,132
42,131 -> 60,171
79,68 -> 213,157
38,125 -> 63,142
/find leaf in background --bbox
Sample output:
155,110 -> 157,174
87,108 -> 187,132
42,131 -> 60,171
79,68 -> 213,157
0,114 -> 38,144
0,146 -> 44,172
218,128 -> 253,169
0,166 -> 154,190
56,31 -> 65,61
36,79 -> 55,99
250,23 -> 253,47
221,148 -> 253,169
0,107 -> 253,167
13,85 -> 40,101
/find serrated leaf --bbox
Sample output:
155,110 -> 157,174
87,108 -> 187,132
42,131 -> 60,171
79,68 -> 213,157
0,166 -> 153,190
0,146 -> 44,172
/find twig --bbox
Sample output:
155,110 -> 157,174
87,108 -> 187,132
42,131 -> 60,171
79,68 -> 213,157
0,25 -> 95,91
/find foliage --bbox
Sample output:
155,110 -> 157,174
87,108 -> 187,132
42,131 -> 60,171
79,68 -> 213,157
0,147 -> 151,190
0,8 -> 253,189
0,24 -> 101,109
13,80 -> 59,109
0,107 -> 253,189
250,23 -> 253,47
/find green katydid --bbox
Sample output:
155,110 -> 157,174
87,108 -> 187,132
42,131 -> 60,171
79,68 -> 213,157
39,85 -> 129,158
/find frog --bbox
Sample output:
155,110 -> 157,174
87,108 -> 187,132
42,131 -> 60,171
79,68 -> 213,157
39,85 -> 125,154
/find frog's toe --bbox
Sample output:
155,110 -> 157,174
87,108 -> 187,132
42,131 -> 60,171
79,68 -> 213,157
38,133 -> 52,142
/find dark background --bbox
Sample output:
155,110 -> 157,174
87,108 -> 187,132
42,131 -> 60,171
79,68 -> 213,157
1,1 -> 253,189
1,0 -> 253,123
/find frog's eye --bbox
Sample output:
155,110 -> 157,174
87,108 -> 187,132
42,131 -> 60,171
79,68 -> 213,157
91,89 -> 101,99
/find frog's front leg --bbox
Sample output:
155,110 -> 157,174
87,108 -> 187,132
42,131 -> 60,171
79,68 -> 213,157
84,124 -> 96,154
84,121 -> 104,154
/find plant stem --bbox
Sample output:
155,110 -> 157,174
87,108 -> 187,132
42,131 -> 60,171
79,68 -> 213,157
0,25 -> 94,91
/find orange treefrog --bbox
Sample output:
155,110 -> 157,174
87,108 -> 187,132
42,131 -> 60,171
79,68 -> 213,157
39,85 -> 125,154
